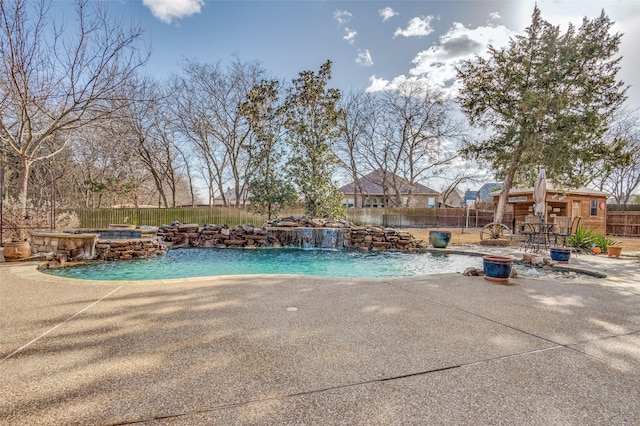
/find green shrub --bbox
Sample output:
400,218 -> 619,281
592,233 -> 618,251
567,226 -> 618,252
567,225 -> 594,252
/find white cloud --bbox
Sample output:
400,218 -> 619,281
356,49 -> 373,67
366,75 -> 391,92
334,10 -> 352,25
370,18 -> 514,97
344,28 -> 357,45
394,16 -> 434,38
142,0 -> 204,24
379,7 -> 398,22
408,22 -> 514,96
366,74 -> 431,93
489,12 -> 501,21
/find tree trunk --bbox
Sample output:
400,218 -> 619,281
17,157 -> 33,218
494,140 -> 527,225
494,165 -> 517,225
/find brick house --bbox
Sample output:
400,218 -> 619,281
338,170 -> 441,208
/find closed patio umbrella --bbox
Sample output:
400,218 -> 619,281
533,167 -> 546,221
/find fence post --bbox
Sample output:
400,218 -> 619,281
465,206 -> 469,230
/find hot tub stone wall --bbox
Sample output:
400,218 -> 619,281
30,231 -> 167,265
30,232 -> 99,262
158,216 -> 429,251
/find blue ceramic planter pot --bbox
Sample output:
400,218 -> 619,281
429,231 -> 452,248
550,246 -> 571,263
483,255 -> 513,283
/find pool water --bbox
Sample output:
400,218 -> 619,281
44,248 -> 485,280
43,248 -> 595,281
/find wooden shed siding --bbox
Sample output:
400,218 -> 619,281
493,191 -> 607,234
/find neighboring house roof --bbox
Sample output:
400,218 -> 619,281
339,170 -> 439,195
443,189 -> 464,207
478,183 -> 503,200
464,190 -> 478,204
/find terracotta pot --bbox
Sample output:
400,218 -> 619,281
607,246 -> 622,257
483,255 -> 513,284
3,241 -> 31,262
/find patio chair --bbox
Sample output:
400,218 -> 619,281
555,216 -> 581,247
524,214 -> 538,223
552,216 -> 570,242
521,222 -> 533,251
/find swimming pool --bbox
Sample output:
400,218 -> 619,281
43,248 -> 484,280
42,247 -> 595,281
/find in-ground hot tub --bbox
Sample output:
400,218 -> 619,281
69,226 -> 158,239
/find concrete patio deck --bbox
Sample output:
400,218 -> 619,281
1,250 -> 639,425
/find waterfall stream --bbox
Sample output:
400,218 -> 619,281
268,227 -> 348,248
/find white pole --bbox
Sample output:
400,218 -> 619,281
466,205 -> 470,230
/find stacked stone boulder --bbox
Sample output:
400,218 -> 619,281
94,238 -> 167,261
348,225 -> 419,251
157,216 -> 430,251
157,223 -> 273,248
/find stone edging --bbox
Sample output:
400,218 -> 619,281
158,216 -> 430,251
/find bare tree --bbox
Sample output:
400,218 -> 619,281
66,124 -> 151,208
349,82 -> 462,207
438,161 -> 489,207
170,57 -> 266,207
337,90 -> 378,207
0,0 -> 148,217
590,109 -> 640,205
169,71 -> 229,206
112,78 -> 192,208
380,80 -> 463,206
66,127 -> 118,208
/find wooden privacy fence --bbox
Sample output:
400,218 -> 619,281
59,208 -> 276,229
606,211 -> 640,237
346,208 -> 502,228
59,207 -> 501,230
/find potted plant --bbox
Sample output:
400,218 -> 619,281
607,245 -> 622,257
591,233 -> 617,255
2,195 -> 32,261
1,196 -> 80,262
482,255 -> 513,284
3,239 -> 31,262
429,230 -> 452,248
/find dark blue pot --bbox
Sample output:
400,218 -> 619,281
550,247 -> 571,263
483,255 -> 513,283
429,231 -> 452,248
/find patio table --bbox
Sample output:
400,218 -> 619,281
521,222 -> 555,253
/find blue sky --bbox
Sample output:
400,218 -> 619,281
52,0 -> 640,108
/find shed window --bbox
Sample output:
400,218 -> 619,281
590,200 -> 598,216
